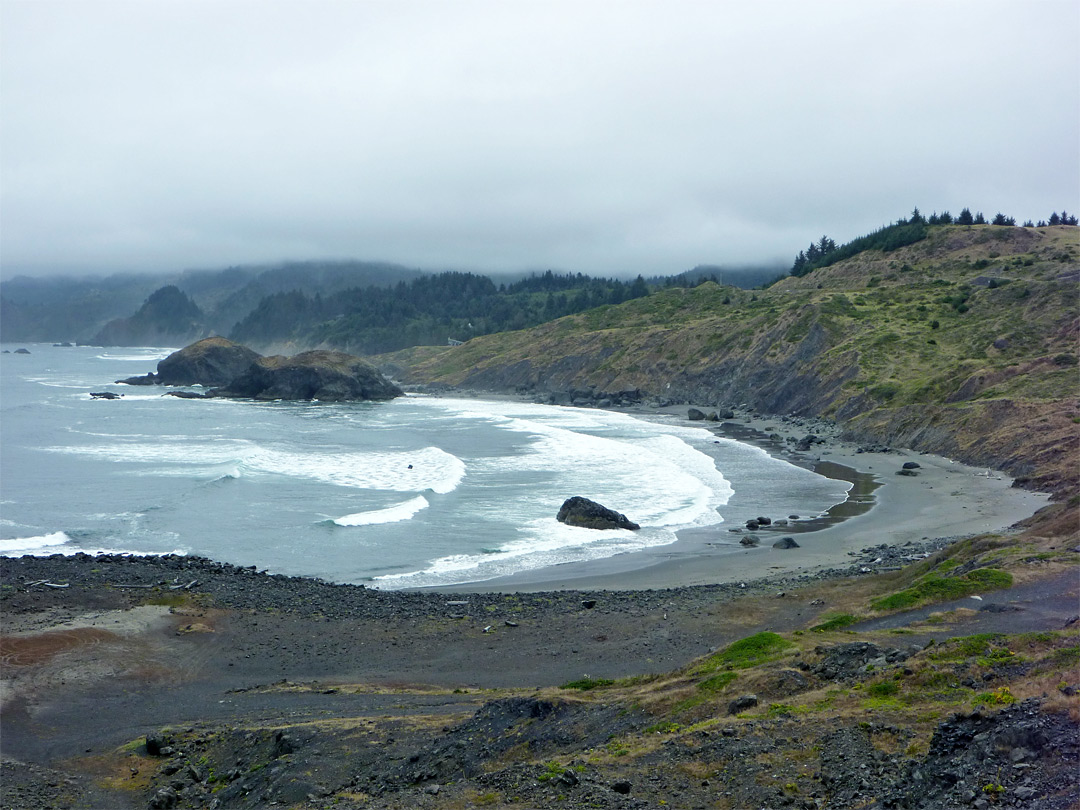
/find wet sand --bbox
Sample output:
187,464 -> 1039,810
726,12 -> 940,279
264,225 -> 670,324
443,404 -> 1049,592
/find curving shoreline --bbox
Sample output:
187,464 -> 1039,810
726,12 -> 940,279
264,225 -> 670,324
1,399 -> 1072,810
422,399 -> 1049,592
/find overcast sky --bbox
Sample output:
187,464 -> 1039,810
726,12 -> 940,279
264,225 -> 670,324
2,0 -> 1077,279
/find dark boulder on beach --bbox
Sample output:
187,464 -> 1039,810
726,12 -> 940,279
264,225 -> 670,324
773,537 -> 800,549
739,536 -> 759,546
211,350 -> 403,402
556,497 -> 640,530
156,337 -> 263,387
687,407 -> 706,421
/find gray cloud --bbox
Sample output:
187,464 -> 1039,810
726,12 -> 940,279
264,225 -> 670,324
2,0 -> 1077,278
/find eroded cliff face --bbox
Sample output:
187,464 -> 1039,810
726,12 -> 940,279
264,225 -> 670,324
390,226 -> 1079,495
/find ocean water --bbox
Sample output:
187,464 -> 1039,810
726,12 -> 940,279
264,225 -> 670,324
0,344 -> 851,588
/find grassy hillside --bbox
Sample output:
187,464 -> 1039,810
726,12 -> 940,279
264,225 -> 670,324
387,225 -> 1079,494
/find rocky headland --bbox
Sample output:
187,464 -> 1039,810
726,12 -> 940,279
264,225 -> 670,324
116,337 -> 403,402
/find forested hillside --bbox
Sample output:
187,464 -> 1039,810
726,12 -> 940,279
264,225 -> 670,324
0,260 -> 424,344
230,271 -> 652,354
389,224 -> 1080,495
1,259 -> 778,349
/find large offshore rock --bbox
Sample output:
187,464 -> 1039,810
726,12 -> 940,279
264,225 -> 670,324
556,497 -> 640,531
211,350 -> 403,401
156,337 -> 263,386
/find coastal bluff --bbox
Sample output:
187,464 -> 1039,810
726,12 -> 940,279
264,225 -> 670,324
117,337 -> 403,402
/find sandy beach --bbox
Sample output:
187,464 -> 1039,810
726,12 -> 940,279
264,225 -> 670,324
446,403 -> 1050,592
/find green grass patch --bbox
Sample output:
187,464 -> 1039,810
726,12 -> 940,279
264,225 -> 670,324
560,677 -> 616,691
973,686 -> 1016,706
537,761 -> 567,781
1049,646 -> 1080,667
867,679 -> 901,698
695,631 -> 792,673
870,569 -> 1012,612
810,614 -> 859,633
927,633 -> 1007,662
767,703 -> 809,717
868,382 -> 901,401
698,671 -> 738,693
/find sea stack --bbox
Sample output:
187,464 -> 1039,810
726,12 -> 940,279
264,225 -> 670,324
210,350 -> 403,402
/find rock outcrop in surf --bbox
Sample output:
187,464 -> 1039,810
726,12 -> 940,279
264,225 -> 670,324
117,338 -> 403,402
117,337 -> 261,386
211,350 -> 403,402
556,497 -> 640,530
157,337 -> 263,386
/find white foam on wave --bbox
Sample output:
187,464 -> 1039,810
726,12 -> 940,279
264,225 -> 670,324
0,530 -> 187,558
373,399 -> 742,589
208,461 -> 243,481
424,398 -> 733,528
95,350 -> 175,361
332,495 -> 430,526
23,376 -> 99,390
83,393 -> 166,402
253,446 -> 464,494
373,520 -> 675,588
46,438 -> 466,494
0,531 -> 73,554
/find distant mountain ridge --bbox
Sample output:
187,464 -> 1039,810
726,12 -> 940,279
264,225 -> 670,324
1,259 -> 781,350
0,260 -> 425,344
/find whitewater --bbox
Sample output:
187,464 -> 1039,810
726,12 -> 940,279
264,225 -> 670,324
0,345 -> 851,588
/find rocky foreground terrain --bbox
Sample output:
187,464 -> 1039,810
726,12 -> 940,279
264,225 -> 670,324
2,511 -> 1077,810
